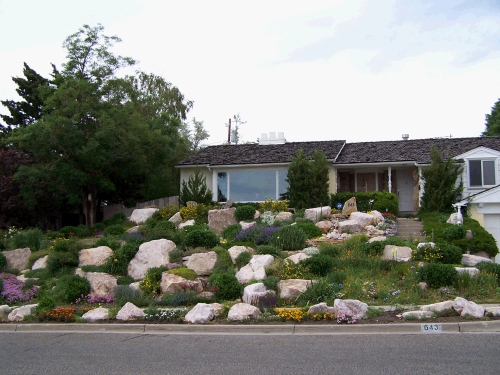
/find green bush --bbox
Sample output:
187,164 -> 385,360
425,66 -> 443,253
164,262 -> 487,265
213,247 -> 233,272
476,262 -> 500,286
103,241 -> 141,275
59,225 -> 91,238
318,243 -> 341,257
296,277 -> 337,306
185,229 -> 219,249
154,220 -> 177,231
11,228 -> 44,251
168,248 -> 184,264
209,269 -> 242,301
52,275 -> 91,303
330,191 -> 399,215
114,285 -> 153,307
140,266 -> 169,296
103,224 -> 125,237
419,263 -> 458,288
302,254 -> 335,277
262,276 -> 281,292
46,251 -> 79,275
35,294 -> 57,316
255,245 -> 283,257
95,236 -> 121,251
166,267 -> 198,280
437,243 -> 463,264
235,205 -> 256,221
295,221 -> 323,239
272,225 -> 307,250
117,276 -> 135,285
442,225 -> 466,241
103,212 -> 127,227
221,224 -> 242,242
152,204 -> 180,221
0,252 -> 6,271
235,251 -> 252,268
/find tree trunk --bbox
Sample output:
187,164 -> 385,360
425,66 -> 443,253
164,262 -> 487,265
83,187 -> 98,227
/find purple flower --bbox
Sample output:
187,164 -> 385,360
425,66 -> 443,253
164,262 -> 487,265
234,226 -> 280,245
0,273 -> 38,304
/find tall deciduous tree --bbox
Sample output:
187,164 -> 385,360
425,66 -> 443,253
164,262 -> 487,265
285,149 -> 330,209
7,24 -> 199,227
482,98 -> 500,136
419,145 -> 463,213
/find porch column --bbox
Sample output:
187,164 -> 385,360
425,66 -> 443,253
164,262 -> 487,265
388,167 -> 392,192
354,173 -> 358,192
375,171 -> 379,191
418,167 -> 424,206
212,169 -> 218,201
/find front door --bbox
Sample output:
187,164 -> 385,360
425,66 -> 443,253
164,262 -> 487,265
396,169 -> 415,212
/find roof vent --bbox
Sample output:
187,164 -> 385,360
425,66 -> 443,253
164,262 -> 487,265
402,134 -> 409,140
259,132 -> 286,145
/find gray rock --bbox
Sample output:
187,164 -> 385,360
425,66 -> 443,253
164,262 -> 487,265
401,311 -> 434,320
338,220 -> 362,234
455,267 -> 480,277
178,219 -> 195,229
0,305 -> 11,320
242,283 -> 276,305
275,212 -> 293,222
461,254 -> 492,266
421,301 -> 454,312
277,279 -> 311,300
160,273 -> 203,294
350,212 -> 376,227
116,302 -> 145,321
334,299 -> 368,320
128,239 -> 176,280
85,272 -> 117,297
307,302 -> 335,316
240,221 -> 256,230
228,246 -> 252,265
185,303 -> 215,324
31,255 -> 48,270
7,304 -> 37,322
79,246 -> 113,267
3,247 -> 31,271
208,208 -> 238,235
305,206 -> 331,223
82,307 -> 109,322
381,245 -> 412,262
169,212 -> 183,225
286,253 -> 311,264
185,251 -> 218,276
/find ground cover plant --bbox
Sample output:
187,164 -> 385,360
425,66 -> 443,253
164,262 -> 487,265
1,208 -> 499,325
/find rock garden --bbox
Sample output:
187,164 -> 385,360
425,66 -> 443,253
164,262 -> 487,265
1,199 -> 500,325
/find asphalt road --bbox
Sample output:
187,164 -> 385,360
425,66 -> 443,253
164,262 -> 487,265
1,331 -> 499,375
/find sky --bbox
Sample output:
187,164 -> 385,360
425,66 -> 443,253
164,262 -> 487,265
1,0 -> 500,145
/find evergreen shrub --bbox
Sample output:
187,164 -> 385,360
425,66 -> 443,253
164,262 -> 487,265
166,267 -> 198,280
303,254 -> 335,277
476,262 -> 500,286
419,263 -> 458,288
235,251 -> 252,268
95,236 -> 121,251
208,269 -> 242,301
102,212 -> 127,227
53,275 -> 91,303
103,224 -> 125,237
11,228 -> 44,251
295,221 -> 323,239
185,229 -> 219,249
436,243 -> 462,264
272,225 -> 307,250
0,252 -> 6,271
235,205 -> 256,221
46,252 -> 79,275
441,225 -> 466,241
221,224 -> 242,242
256,245 -> 283,257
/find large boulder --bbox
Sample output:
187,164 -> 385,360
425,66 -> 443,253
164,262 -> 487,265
461,254 -> 492,266
286,253 -> 311,264
127,239 -> 176,280
350,212 -> 376,228
240,221 -> 256,230
228,246 -> 252,265
453,297 -> 485,318
160,273 -> 203,294
85,272 -> 117,297
338,220 -> 362,234
381,245 -> 412,262
277,279 -> 311,300
307,302 -> 335,316
420,301 -> 454,312
168,212 -> 182,225
235,255 -> 274,284
208,208 -> 238,235
316,220 -> 334,232
129,208 -> 159,224
304,206 -> 331,223
178,220 -> 195,230
275,212 -> 293,222
184,251 -> 218,276
242,283 -> 276,305
116,302 -> 145,321
334,299 -> 368,320
78,246 -> 113,267
82,307 -> 109,322
342,197 -> 357,215
227,303 -> 262,321
184,303 -> 215,324
455,267 -> 480,277
401,311 -> 434,320
3,248 -> 31,271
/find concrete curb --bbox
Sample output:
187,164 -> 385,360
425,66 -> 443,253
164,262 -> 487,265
1,321 -> 499,335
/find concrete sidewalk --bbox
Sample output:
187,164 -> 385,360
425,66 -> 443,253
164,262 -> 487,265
1,321 -> 499,335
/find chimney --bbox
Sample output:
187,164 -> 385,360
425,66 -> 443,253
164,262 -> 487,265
402,134 -> 409,141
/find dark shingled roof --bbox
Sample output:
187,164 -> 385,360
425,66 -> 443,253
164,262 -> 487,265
177,140 -> 346,166
177,137 -> 500,167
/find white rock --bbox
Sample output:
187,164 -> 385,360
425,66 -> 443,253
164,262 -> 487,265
211,303 -> 224,317
128,239 -> 176,280
185,251 -> 218,276
350,212 -> 376,228
160,273 -> 203,294
381,245 -> 412,262
178,219 -> 195,229
85,272 -> 117,297
168,212 -> 183,225
82,307 -> 109,322
235,255 -> 274,284
116,302 -> 145,321
370,210 -> 384,224
286,253 -> 311,264
240,221 -> 256,230
338,220 -> 362,234
242,283 -> 276,305
401,311 -> 434,320
316,220 -> 334,232
228,246 -> 252,265
79,246 -> 113,267
32,255 -> 48,270
184,303 -> 215,324
485,306 -> 500,317
461,254 -> 492,266
453,297 -> 485,318
326,230 -> 341,240
275,212 -> 293,222
129,208 -> 159,224
277,279 -> 311,300
368,236 -> 386,243
227,303 -> 262,321
3,248 -> 31,271
420,301 -> 454,312
455,267 -> 480,277
304,206 -> 331,223
417,242 -> 436,249
7,304 -> 37,322
334,299 -> 368,320
307,303 -> 335,315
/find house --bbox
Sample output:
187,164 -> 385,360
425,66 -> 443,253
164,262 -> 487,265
177,134 -> 500,257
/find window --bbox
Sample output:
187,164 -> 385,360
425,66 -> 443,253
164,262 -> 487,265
469,160 -> 496,187
217,169 -> 289,202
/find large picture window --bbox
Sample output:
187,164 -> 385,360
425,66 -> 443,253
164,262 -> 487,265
469,160 -> 496,187
217,169 -> 289,202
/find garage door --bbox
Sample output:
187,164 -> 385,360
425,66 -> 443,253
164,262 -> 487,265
483,214 -> 500,264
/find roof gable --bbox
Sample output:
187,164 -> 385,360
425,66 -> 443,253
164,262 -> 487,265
456,146 -> 500,160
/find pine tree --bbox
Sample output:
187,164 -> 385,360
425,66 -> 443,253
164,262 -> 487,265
482,98 -> 500,136
420,145 -> 463,213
